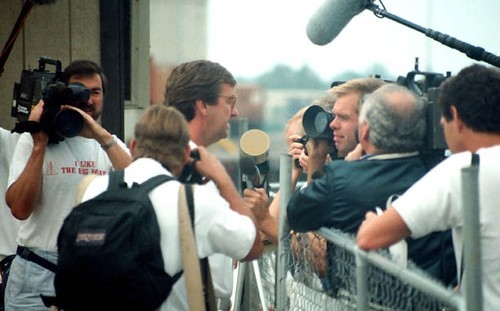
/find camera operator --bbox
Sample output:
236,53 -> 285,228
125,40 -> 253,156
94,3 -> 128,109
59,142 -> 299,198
0,129 -> 20,259
287,84 -> 456,288
245,78 -> 385,253
4,60 -> 132,310
0,128 -> 20,310
357,64 -> 500,310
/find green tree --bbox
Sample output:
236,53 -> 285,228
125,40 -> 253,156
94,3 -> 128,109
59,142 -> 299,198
255,64 -> 328,90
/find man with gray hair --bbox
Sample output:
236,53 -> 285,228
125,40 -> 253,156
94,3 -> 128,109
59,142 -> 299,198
357,64 -> 500,310
287,83 -> 456,287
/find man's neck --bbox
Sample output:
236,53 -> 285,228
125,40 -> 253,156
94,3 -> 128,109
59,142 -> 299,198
188,123 -> 208,147
465,132 -> 500,153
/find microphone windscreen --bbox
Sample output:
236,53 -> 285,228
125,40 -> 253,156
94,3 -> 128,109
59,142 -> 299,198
239,156 -> 258,176
240,129 -> 270,165
306,0 -> 368,46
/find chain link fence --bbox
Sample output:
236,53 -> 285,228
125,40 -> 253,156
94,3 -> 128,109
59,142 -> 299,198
238,228 -> 463,311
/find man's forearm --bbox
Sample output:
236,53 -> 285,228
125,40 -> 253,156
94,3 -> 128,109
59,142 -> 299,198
213,170 -> 257,224
104,142 -> 132,170
6,145 -> 45,220
96,132 -> 132,170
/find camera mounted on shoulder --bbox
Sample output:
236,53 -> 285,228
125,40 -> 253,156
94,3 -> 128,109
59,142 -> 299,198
11,57 -> 90,144
396,58 -> 452,170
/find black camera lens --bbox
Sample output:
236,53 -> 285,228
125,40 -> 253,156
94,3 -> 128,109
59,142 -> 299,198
302,105 -> 334,140
63,83 -> 90,104
53,109 -> 84,138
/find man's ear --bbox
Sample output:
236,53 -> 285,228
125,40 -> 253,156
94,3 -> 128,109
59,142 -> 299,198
129,139 -> 137,156
183,145 -> 191,165
358,122 -> 369,142
194,99 -> 208,116
450,106 -> 464,131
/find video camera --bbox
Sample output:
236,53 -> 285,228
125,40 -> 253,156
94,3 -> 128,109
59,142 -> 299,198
396,62 -> 450,153
394,59 -> 452,169
11,57 -> 89,144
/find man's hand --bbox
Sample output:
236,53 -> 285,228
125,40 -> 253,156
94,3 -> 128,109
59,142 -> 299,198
345,143 -> 364,161
60,105 -> 132,169
28,100 -> 44,122
243,188 -> 270,223
29,100 -> 49,145
306,138 -> 330,161
244,187 -> 279,244
192,146 -> 229,184
305,138 -> 330,182
60,105 -> 103,140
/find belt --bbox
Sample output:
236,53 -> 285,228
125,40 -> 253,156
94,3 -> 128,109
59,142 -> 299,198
16,246 -> 57,273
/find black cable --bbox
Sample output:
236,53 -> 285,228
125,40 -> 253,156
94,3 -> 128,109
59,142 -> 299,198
0,1 -> 35,77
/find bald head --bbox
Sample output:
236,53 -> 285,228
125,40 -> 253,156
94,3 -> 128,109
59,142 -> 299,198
360,84 -> 426,153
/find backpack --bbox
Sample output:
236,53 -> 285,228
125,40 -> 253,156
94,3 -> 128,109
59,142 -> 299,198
55,170 -> 181,311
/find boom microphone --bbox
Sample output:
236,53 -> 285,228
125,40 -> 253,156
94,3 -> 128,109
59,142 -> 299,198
239,156 -> 261,189
306,0 -> 372,46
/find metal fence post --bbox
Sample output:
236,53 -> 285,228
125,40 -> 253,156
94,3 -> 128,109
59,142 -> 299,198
356,248 -> 369,311
276,153 -> 292,310
461,156 -> 482,310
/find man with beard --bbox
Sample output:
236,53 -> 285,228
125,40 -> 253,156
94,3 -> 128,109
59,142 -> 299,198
4,60 -> 132,310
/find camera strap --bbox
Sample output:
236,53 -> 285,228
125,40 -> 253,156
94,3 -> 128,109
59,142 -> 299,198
11,121 -> 42,134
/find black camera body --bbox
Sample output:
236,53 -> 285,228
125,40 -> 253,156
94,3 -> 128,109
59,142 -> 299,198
12,57 -> 89,144
396,66 -> 451,169
178,149 -> 205,184
293,135 -> 309,168
396,68 -> 449,151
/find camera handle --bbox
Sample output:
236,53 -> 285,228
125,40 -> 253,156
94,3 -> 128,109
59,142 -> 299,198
38,57 -> 62,75
365,2 -> 500,68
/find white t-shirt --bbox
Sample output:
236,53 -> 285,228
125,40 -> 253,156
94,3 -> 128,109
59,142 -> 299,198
190,141 -> 236,304
394,145 -> 500,311
0,128 -> 21,260
81,158 -> 256,310
8,133 -> 128,252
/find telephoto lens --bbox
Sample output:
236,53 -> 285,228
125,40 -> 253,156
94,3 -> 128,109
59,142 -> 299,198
302,105 -> 334,139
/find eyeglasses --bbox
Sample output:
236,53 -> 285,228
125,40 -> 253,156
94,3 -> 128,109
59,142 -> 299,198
219,95 -> 237,108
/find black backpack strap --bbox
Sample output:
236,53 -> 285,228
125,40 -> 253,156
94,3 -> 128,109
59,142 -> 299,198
107,170 -> 125,190
137,174 -> 181,285
137,174 -> 175,194
108,171 -> 174,194
185,184 -> 195,229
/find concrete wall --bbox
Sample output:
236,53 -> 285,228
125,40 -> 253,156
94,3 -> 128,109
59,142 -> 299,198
0,0 -> 100,130
0,0 -> 209,143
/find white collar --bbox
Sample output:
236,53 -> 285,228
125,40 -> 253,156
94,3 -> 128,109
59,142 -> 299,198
365,151 -> 420,160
